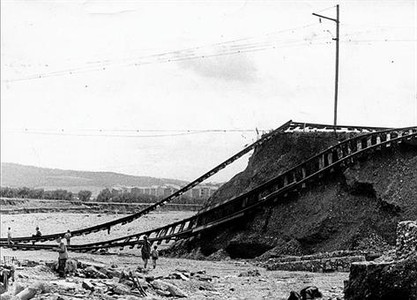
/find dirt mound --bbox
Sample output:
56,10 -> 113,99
190,132 -> 417,259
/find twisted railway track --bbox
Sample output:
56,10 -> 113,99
0,120 -> 291,244
2,124 -> 415,252
0,120 -> 386,245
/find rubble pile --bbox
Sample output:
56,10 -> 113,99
0,259 -> 227,300
264,250 -> 367,273
344,221 -> 417,300
396,220 -> 417,260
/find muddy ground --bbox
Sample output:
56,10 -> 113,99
0,212 -> 347,299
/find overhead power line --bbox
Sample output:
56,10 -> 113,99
3,22 -> 329,83
3,20 -> 408,83
4,128 -> 269,138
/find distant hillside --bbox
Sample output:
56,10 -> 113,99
1,163 -> 188,195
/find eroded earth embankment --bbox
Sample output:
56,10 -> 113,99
169,131 -> 417,259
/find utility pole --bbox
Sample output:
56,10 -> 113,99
313,5 -> 340,131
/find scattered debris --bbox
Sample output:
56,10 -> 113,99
287,286 -> 322,300
129,271 -> 147,297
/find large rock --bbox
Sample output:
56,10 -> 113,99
344,253 -> 417,300
151,280 -> 187,298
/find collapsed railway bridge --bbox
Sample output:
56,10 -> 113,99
1,121 -> 416,257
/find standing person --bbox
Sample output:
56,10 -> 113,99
141,236 -> 151,269
56,238 -> 68,278
7,227 -> 12,246
64,230 -> 72,246
151,245 -> 159,269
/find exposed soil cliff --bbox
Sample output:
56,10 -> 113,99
174,131 -> 417,259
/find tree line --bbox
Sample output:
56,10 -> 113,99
0,186 -> 205,204
0,187 -> 81,201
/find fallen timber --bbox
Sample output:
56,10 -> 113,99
2,125 -> 415,252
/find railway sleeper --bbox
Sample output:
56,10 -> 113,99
4,127 -> 414,247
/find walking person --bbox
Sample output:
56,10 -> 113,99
141,235 -> 151,269
56,237 -> 68,278
7,227 -> 12,246
151,245 -> 159,269
64,230 -> 72,246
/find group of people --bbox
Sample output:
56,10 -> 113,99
6,227 -> 71,278
6,227 -> 72,246
141,235 -> 159,269
6,227 -> 41,245
6,228 -> 160,278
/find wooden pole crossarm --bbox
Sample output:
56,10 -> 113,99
312,13 -> 337,23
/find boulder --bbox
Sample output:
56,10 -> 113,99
344,253 -> 417,300
151,280 -> 187,298
300,286 -> 322,299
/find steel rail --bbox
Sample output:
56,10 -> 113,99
3,120 -> 379,243
0,120 -> 293,243
2,126 -> 415,252
285,122 -> 390,132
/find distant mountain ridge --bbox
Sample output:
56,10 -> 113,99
1,163 -> 188,195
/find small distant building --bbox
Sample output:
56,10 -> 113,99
112,182 -> 220,200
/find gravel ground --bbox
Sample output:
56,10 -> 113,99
0,248 -> 347,299
0,212 -> 347,299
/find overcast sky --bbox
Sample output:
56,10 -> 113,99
1,0 -> 416,182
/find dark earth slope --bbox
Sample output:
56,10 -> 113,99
181,132 -> 417,259
206,132 -> 356,207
